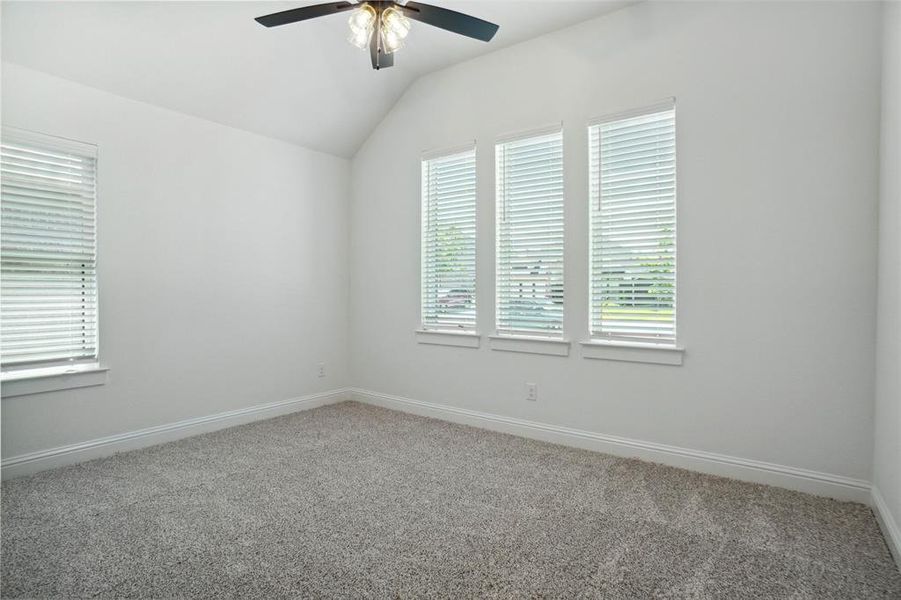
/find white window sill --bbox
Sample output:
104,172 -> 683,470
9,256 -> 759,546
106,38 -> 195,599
581,340 -> 684,365
1,364 -> 109,398
489,335 -> 571,357
415,329 -> 480,348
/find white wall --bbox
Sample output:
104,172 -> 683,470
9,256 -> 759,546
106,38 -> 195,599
1,64 -> 351,458
874,0 -> 901,550
1,2 -> 889,494
349,1 -> 883,481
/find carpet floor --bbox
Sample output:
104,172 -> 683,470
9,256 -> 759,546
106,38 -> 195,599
2,401 -> 899,599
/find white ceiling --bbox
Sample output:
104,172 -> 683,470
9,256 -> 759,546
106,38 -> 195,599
1,1 -> 629,157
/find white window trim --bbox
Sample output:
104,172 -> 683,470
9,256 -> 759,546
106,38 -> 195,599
587,99 -> 679,347
587,98 -> 676,127
495,122 -> 563,145
489,335 -> 571,357
495,124 -> 567,341
580,340 -> 683,366
421,141 -> 476,161
1,363 -> 109,398
420,142 -> 478,334
2,126 -> 97,158
1,126 -> 104,377
415,329 -> 481,348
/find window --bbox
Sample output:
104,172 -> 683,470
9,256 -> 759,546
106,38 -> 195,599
421,146 -> 477,332
1,128 -> 99,372
496,128 -> 564,337
589,102 -> 676,344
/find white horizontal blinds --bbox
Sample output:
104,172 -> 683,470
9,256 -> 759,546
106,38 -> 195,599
496,130 -> 564,337
421,147 -> 477,331
1,130 -> 99,368
590,104 -> 676,343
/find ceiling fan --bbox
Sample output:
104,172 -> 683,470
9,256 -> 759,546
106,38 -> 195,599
255,1 -> 499,70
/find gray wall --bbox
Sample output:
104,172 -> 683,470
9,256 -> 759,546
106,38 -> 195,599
0,2 -> 891,498
349,1 -> 883,481
1,64 -> 351,457
874,0 -> 901,549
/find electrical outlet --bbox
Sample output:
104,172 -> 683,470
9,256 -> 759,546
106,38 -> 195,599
317,362 -> 326,378
526,383 -> 538,401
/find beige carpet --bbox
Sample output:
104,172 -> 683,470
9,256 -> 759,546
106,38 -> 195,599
2,401 -> 900,598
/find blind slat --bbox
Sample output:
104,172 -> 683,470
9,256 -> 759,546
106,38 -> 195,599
421,148 -> 477,332
1,131 -> 99,369
496,131 -> 564,337
590,107 -> 676,344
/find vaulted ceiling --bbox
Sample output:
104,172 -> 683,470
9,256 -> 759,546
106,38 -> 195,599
2,1 -> 629,157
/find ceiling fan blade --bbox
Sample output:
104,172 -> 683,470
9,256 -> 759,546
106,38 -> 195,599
255,2 -> 355,28
401,1 -> 498,42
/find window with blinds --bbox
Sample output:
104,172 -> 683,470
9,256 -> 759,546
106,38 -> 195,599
589,102 -> 676,344
496,129 -> 564,337
421,146 -> 477,332
1,129 -> 99,371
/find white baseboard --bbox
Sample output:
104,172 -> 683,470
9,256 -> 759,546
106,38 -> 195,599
1,387 -> 352,480
1,385 -> 880,513
872,486 -> 901,567
349,388 -> 871,504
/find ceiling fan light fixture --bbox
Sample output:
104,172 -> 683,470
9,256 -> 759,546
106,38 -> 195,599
347,3 -> 376,36
380,29 -> 405,54
347,26 -> 373,49
381,6 -> 411,40
379,6 -> 410,54
256,1 -> 499,70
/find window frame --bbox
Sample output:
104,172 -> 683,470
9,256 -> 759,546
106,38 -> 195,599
494,124 -> 566,341
0,126 -> 103,380
587,100 -> 679,348
419,142 -> 479,337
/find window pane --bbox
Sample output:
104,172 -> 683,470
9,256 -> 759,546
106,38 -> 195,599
1,130 -> 99,369
421,148 -> 477,331
496,130 -> 564,337
590,106 -> 676,343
